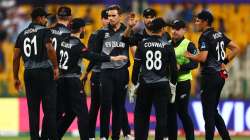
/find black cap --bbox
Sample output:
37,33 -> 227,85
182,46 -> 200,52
70,18 -> 86,30
148,17 -> 168,32
57,6 -> 71,17
143,8 -> 157,18
31,7 -> 51,19
101,9 -> 108,19
197,10 -> 214,25
171,20 -> 186,29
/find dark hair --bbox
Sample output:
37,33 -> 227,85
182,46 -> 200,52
107,5 -> 122,15
71,28 -> 81,34
197,10 -> 214,26
148,17 -> 168,33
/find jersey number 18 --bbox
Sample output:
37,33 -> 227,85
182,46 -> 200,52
216,41 -> 226,61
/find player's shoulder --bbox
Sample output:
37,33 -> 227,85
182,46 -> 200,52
68,36 -> 81,44
50,25 -> 70,35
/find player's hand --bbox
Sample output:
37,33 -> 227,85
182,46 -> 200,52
184,51 -> 193,58
128,83 -> 139,103
14,79 -> 22,92
127,12 -> 137,28
169,82 -> 176,103
220,63 -> 229,79
111,55 -> 128,61
177,64 -> 180,70
53,68 -> 59,80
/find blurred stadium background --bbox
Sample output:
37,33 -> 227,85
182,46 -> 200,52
0,0 -> 249,139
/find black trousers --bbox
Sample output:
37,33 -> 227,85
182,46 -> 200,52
201,73 -> 231,140
89,71 -> 131,138
57,77 -> 89,140
99,68 -> 129,140
134,82 -> 169,140
24,68 -> 57,140
167,80 -> 194,140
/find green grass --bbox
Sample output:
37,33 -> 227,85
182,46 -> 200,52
0,136 -> 249,140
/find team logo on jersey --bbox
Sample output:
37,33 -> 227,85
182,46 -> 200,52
104,32 -> 110,38
201,42 -> 206,49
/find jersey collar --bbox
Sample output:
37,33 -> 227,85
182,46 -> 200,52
203,27 -> 214,34
108,23 -> 126,33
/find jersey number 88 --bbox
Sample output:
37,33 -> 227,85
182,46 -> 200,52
146,50 -> 162,70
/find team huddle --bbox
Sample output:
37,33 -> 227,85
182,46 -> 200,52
12,4 -> 239,140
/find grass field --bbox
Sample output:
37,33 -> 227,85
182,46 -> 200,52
0,136 -> 249,140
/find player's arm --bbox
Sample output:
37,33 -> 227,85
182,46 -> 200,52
129,33 -> 143,57
168,45 -> 178,85
123,12 -> 137,38
81,45 -> 127,62
46,39 -> 59,80
185,38 -> 208,63
13,36 -> 22,91
131,44 -> 142,85
44,29 -> 59,80
223,41 -> 239,64
179,42 -> 198,72
85,32 -> 99,74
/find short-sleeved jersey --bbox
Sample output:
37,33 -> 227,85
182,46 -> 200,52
95,24 -> 131,69
57,36 -> 110,77
15,23 -> 52,69
49,23 -> 70,51
133,35 -> 176,84
198,28 -> 231,74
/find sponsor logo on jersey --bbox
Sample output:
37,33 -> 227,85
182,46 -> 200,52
105,41 -> 125,48
104,32 -> 110,38
201,42 -> 206,49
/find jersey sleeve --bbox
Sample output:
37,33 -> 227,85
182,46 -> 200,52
164,32 -> 172,41
43,28 -> 53,44
15,35 -> 22,49
167,44 -> 177,84
198,35 -> 209,51
86,32 -> 98,72
132,42 -> 143,85
222,33 -> 231,47
179,42 -> 198,72
129,33 -> 142,46
80,43 -> 110,62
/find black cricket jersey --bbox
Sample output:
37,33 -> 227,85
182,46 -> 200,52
57,35 -> 111,77
86,29 -> 102,73
94,23 -> 131,69
15,23 -> 52,69
132,35 -> 177,85
198,28 -> 231,74
49,23 -> 70,51
130,29 -> 171,46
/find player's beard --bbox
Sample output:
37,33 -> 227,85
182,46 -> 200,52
80,31 -> 84,39
145,22 -> 151,30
